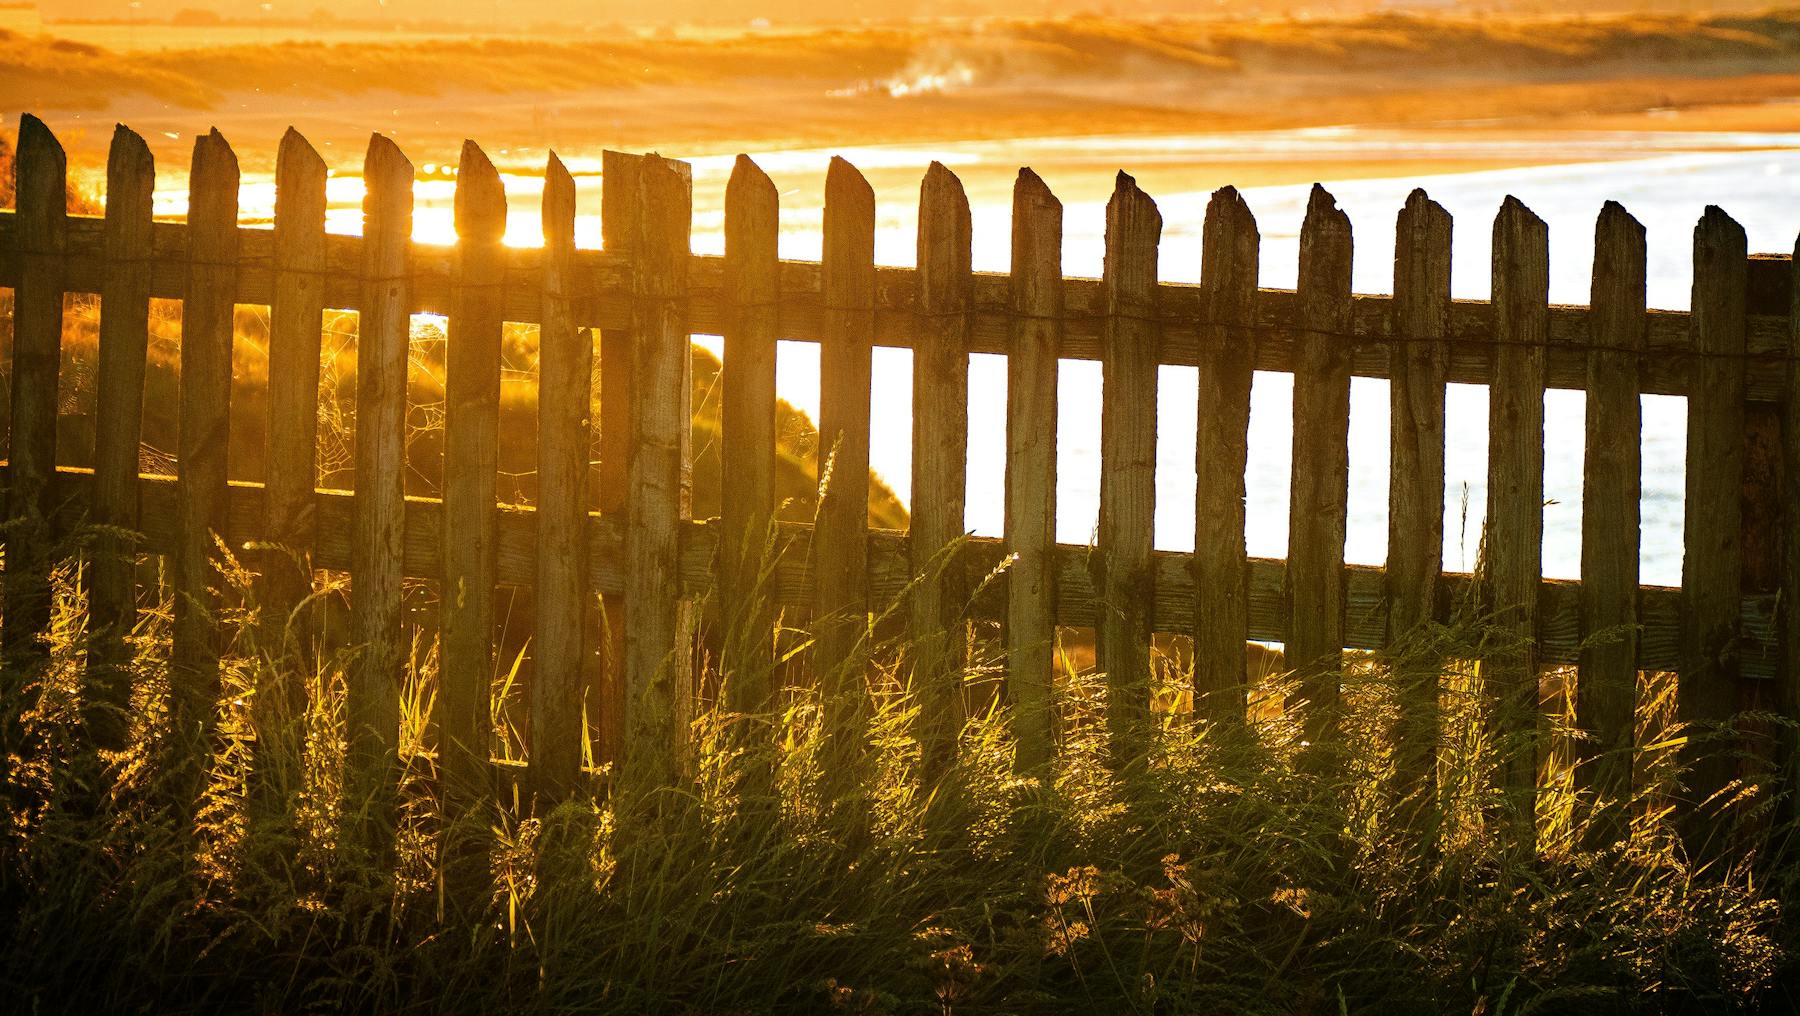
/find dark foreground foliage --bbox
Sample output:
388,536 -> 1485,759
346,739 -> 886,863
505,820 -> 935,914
1,543 -> 1797,1014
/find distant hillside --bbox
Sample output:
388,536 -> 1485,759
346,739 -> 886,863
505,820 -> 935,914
20,7 -> 1800,115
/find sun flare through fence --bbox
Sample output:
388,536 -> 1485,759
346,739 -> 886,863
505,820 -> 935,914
2,113 -> 1798,864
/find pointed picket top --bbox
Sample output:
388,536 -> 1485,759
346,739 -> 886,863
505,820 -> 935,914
1105,171 -> 1160,313
454,139 -> 506,244
1591,201 -> 1646,348
1299,183 -> 1352,304
105,125 -> 154,253
362,133 -> 415,229
919,161 -> 972,307
1201,186 -> 1257,320
826,155 -> 875,221
1694,204 -> 1747,266
277,126 -> 326,187
1494,194 -> 1549,255
728,153 -> 777,213
1397,188 -> 1452,266
188,129 -> 240,230
17,114 -> 68,241
107,123 -> 155,196
1014,166 -> 1061,221
543,150 -> 575,244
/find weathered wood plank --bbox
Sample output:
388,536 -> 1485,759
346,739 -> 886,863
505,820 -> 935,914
1485,195 -> 1550,843
1095,172 -> 1160,759
814,157 -> 876,767
1388,189 -> 1451,787
1577,201 -> 1645,838
2,210 -> 1796,401
20,466 -> 1778,680
440,141 -> 507,807
1784,241 -> 1800,821
593,150 -> 639,771
172,129 -> 238,749
258,127 -> 327,730
911,162 -> 973,775
86,124 -> 153,749
622,154 -> 693,794
719,155 -> 780,718
1192,186 -> 1258,723
349,134 -> 413,830
1287,185 -> 1354,736
532,152 -> 590,797
1680,206 -> 1748,855
1004,168 -> 1062,771
3,115 -> 66,671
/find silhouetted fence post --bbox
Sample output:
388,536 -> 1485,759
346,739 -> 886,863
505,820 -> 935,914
1094,171 -> 1159,764
1192,186 -> 1257,725
87,124 -> 153,751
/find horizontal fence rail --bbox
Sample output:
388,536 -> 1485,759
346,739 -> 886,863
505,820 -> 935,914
3,114 -> 1798,865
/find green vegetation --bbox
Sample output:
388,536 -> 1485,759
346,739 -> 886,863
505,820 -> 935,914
0,533 -> 1796,1011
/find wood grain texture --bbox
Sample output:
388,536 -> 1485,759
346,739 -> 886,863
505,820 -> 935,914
440,140 -> 507,805
532,152 -> 591,797
1577,201 -> 1645,837
1095,172 -> 1160,758
1287,185 -> 1354,735
1388,189 -> 1451,788
3,115 -> 66,670
623,154 -> 693,794
86,124 -> 153,748
172,129 -> 238,747
1485,195 -> 1550,841
19,466 -> 1779,678
1192,186 -> 1258,722
911,161 -> 973,775
593,149 -> 640,771
1785,239 -> 1800,819
1680,206 -> 1748,853
350,134 -> 413,825
814,156 -> 876,767
258,127 -> 327,730
1005,168 -> 1062,771
720,155 -> 780,717
5,212 -> 1799,400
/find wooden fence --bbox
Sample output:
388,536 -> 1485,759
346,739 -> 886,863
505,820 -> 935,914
2,113 -> 1798,854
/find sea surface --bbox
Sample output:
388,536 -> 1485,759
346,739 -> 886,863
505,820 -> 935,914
153,127 -> 1800,587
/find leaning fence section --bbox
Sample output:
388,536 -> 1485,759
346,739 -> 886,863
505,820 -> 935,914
1,113 -> 1798,859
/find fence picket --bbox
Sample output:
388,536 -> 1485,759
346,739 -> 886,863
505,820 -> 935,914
1578,201 -> 1645,839
172,129 -> 238,753
259,128 -> 327,734
815,157 -> 876,769
441,141 -> 507,807
1485,195 -> 1550,844
595,151 -> 644,771
349,134 -> 413,837
87,124 -> 153,749
1193,186 -> 1257,724
912,162 -> 973,775
1681,206 -> 1748,855
1288,185 -> 1353,738
3,115 -> 66,671
1785,241 -> 1800,821
1005,168 -> 1062,771
1388,190 -> 1451,788
623,154 -> 693,793
720,155 -> 780,718
533,152 -> 590,797
1095,172 -> 1160,759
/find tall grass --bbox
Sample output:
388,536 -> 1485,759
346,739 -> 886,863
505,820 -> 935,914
1,522 -> 1794,1013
